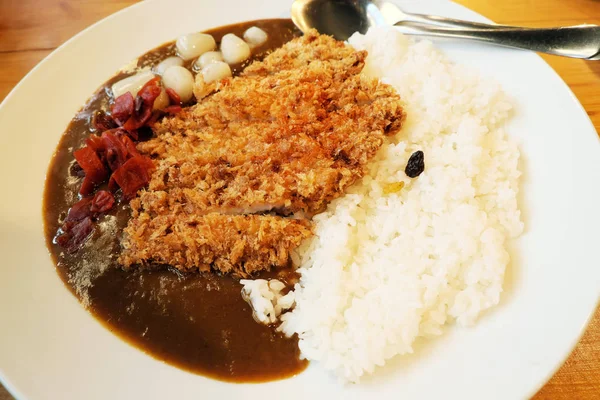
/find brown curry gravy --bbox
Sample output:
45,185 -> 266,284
43,19 -> 308,383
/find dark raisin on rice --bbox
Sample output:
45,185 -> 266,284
405,150 -> 425,178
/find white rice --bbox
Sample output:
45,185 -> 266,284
273,27 -> 523,382
240,279 -> 295,324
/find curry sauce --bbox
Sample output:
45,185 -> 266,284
43,19 -> 307,383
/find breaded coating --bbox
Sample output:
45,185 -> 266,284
120,203 -> 312,277
120,30 -> 405,277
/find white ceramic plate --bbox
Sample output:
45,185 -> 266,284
1,0 -> 599,399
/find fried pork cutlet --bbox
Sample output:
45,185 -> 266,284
119,30 -> 405,277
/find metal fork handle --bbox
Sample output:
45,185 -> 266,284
396,23 -> 600,60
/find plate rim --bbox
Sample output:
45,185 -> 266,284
0,0 -> 598,399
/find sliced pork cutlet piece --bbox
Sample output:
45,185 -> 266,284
242,29 -> 367,77
120,203 -> 312,278
141,33 -> 405,216
120,30 -> 405,277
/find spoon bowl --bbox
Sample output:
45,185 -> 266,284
291,0 -> 378,40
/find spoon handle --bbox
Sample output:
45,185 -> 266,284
395,24 -> 600,60
379,2 -> 508,30
397,11 -> 508,30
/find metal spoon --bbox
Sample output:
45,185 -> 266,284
290,0 -> 600,60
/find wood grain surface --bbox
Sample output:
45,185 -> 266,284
0,0 -> 598,399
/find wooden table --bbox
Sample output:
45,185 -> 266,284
0,0 -> 598,398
